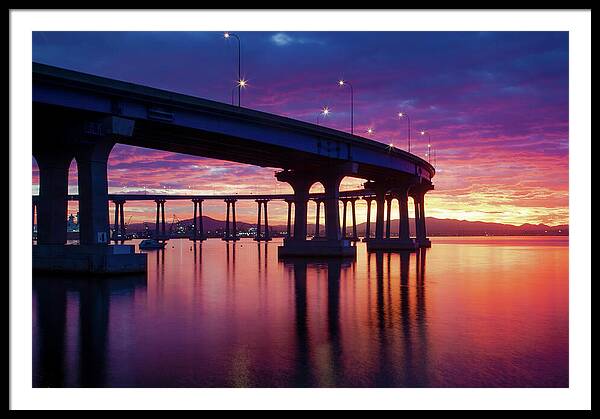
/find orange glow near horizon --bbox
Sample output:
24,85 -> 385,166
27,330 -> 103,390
31,145 -> 568,227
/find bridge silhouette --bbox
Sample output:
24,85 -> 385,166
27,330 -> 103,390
32,63 -> 434,273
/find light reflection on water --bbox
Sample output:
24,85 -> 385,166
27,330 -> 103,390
33,236 -> 568,387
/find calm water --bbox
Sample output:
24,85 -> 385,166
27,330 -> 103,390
33,236 -> 569,387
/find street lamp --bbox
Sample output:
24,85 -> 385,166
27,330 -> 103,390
317,106 -> 330,125
398,112 -> 411,152
224,32 -> 242,107
338,79 -> 354,134
420,130 -> 432,163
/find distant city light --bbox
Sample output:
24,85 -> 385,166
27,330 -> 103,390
322,106 -> 330,116
238,79 -> 247,88
367,128 -> 374,135
338,80 -> 345,86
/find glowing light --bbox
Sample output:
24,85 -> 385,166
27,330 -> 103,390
420,130 -> 426,135
237,79 -> 247,88
338,80 -> 345,86
224,32 -> 230,38
367,128 -> 374,135
322,106 -> 330,116
398,112 -> 404,118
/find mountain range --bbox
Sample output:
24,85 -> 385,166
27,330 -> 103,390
126,216 -> 568,236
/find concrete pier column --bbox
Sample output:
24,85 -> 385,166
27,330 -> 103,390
398,189 -> 410,241
322,174 -> 342,241
113,201 -> 120,243
119,201 -> 125,242
341,198 -> 348,239
112,199 -> 125,243
154,200 -> 161,239
364,197 -> 373,240
232,199 -> 237,239
161,200 -> 166,238
413,197 -> 421,240
314,199 -> 321,237
418,194 -> 427,239
34,148 -> 73,245
190,198 -> 204,241
350,198 -> 358,240
293,192 -> 309,241
285,199 -> 293,239
385,196 -> 393,239
223,198 -> 238,241
75,141 -> 114,245
264,201 -> 270,240
275,170 -> 314,241
225,199 -> 230,239
255,199 -> 263,239
197,200 -> 204,239
32,202 -> 37,238
193,199 -> 198,239
374,188 -> 387,240
276,169 -> 355,257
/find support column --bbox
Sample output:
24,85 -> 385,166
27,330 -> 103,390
32,202 -> 37,239
276,169 -> 354,257
350,198 -> 358,241
285,199 -> 293,239
322,173 -> 342,242
363,197 -> 373,241
419,195 -> 427,239
374,187 -> 387,240
197,199 -> 204,240
264,201 -> 270,240
385,196 -> 392,238
191,199 -> 205,241
414,190 -> 431,248
161,200 -> 166,238
119,201 -> 125,242
154,199 -> 161,239
413,197 -> 421,240
75,141 -> 114,245
255,199 -> 262,240
224,199 -> 231,240
341,198 -> 348,239
34,148 -> 73,245
398,189 -> 411,241
113,200 -> 120,243
192,199 -> 198,240
232,199 -> 237,240
314,199 -> 321,238
223,198 -> 238,241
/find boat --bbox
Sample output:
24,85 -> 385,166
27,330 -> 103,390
138,239 -> 166,250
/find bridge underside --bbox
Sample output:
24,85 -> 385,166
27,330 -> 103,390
32,67 -> 434,271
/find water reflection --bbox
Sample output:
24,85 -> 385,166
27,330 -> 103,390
33,275 -> 147,387
33,238 -> 569,388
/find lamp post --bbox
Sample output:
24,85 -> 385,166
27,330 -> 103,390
420,130 -> 432,163
398,112 -> 411,153
316,106 -> 330,125
224,32 -> 242,107
338,80 -> 354,134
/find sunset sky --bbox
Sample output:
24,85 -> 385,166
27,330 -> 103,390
31,31 -> 569,226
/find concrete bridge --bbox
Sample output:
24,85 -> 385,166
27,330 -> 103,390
33,187 -> 430,245
32,63 -> 434,272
